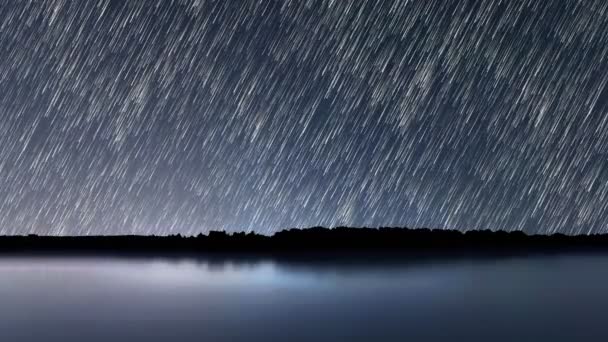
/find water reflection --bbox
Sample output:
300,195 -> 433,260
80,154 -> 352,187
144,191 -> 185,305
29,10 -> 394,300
1,254 -> 608,341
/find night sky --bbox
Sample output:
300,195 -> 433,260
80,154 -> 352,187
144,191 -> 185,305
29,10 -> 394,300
1,0 -> 607,235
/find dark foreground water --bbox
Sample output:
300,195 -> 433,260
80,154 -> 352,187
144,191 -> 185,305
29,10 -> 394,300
2,254 -> 608,341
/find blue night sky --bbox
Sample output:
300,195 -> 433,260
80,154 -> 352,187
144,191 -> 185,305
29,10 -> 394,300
0,0 -> 607,235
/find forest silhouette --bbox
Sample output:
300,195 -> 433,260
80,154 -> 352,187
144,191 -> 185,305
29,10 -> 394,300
2,227 -> 608,259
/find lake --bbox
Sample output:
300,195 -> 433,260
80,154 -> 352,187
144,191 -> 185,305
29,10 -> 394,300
1,253 -> 607,341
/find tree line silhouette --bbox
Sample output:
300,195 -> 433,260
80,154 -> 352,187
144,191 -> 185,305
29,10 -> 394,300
1,227 -> 608,257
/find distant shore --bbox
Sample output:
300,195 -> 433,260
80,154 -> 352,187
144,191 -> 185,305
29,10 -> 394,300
1,227 -> 608,259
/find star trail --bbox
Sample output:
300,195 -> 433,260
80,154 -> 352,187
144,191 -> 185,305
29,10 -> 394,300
0,0 -> 607,235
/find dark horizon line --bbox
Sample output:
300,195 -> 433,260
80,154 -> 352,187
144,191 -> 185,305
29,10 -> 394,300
3,226 -> 608,259
3,226 -> 598,238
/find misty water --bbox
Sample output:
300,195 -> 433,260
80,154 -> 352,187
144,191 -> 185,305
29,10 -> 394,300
1,254 -> 608,341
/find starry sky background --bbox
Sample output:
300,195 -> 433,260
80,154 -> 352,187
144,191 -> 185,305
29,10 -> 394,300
1,0 -> 608,235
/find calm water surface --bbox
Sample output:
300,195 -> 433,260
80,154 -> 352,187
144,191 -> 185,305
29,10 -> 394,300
1,254 -> 608,341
